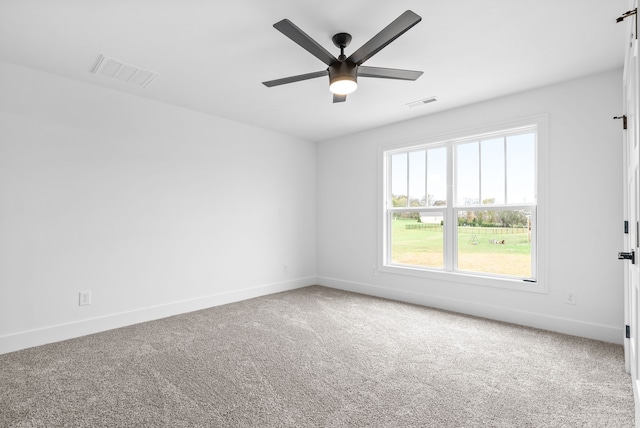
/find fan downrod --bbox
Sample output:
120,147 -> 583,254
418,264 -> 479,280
332,33 -> 352,60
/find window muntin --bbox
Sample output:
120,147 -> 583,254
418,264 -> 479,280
390,146 -> 448,208
454,132 -> 535,207
384,125 -> 538,282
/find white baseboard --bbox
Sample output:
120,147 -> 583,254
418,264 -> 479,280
318,276 -> 624,345
0,277 -> 317,355
3,276 -> 622,356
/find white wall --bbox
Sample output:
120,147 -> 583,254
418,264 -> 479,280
0,61 -> 624,354
317,69 -> 625,343
0,61 -> 317,354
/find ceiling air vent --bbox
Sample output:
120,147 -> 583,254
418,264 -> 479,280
92,55 -> 158,88
407,96 -> 437,108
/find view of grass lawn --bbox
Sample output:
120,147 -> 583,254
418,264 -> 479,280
390,218 -> 531,277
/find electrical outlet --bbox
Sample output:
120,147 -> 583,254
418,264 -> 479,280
564,290 -> 577,305
79,291 -> 92,306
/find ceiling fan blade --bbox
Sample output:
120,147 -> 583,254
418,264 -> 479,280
333,94 -> 347,103
346,10 -> 421,66
273,19 -> 338,66
262,70 -> 328,87
358,66 -> 423,81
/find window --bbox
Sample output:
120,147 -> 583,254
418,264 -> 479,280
381,117 -> 546,290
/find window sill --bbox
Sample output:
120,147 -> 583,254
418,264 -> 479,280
378,263 -> 547,294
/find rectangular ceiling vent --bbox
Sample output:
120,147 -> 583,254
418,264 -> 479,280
92,55 -> 158,88
407,96 -> 437,108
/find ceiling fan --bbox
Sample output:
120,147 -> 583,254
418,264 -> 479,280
262,10 -> 423,103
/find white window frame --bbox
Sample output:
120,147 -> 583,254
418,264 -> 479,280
378,115 -> 548,293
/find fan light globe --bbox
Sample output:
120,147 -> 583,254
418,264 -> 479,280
329,61 -> 358,95
329,78 -> 357,95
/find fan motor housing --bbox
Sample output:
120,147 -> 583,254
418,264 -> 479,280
328,61 -> 358,86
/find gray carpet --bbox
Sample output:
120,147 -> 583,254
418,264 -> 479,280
0,286 -> 634,427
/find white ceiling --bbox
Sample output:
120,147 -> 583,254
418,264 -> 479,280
0,0 -> 629,142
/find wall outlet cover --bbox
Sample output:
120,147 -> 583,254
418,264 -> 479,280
79,291 -> 92,306
564,290 -> 577,305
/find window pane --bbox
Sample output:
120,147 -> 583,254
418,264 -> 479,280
391,153 -> 408,207
384,124 -> 539,283
390,212 -> 444,269
427,147 -> 447,206
456,142 -> 479,205
457,209 -> 532,278
480,138 -> 505,205
506,133 -> 535,204
408,150 -> 426,207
